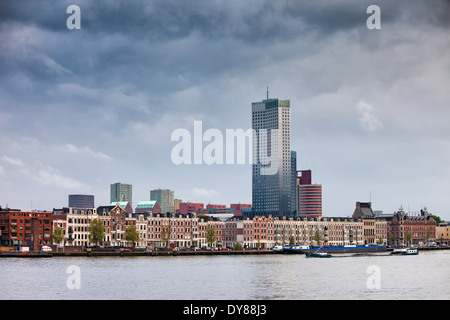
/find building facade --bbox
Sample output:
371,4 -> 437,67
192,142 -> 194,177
146,213 -> 199,248
0,208 -> 52,250
68,194 -> 95,208
297,170 -> 322,218
436,223 -> 449,246
291,151 -> 297,216
150,189 -> 175,214
388,209 -> 436,246
352,202 -> 377,244
252,97 -> 292,217
135,201 -> 161,214
110,182 -> 133,209
179,202 -> 204,215
52,207 -> 98,247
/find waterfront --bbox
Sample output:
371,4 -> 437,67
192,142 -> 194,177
1,250 -> 449,300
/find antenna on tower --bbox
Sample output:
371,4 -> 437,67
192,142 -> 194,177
267,86 -> 269,100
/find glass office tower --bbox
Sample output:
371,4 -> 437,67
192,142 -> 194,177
110,182 -> 133,208
68,194 -> 95,208
252,97 -> 292,217
150,189 -> 175,214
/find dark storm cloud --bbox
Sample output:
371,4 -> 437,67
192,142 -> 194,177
2,0 -> 450,42
1,0 -> 450,217
2,0 -> 448,88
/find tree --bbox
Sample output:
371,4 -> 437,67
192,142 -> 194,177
206,225 -> 216,248
52,225 -> 65,252
390,233 -> 397,246
125,222 -> 139,248
160,221 -> 172,247
234,242 -> 242,251
405,230 -> 412,246
312,229 -> 323,246
431,215 -> 441,225
425,228 -> 432,245
289,235 -> 295,246
89,218 -> 105,247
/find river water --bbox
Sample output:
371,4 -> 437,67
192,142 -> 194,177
1,250 -> 449,300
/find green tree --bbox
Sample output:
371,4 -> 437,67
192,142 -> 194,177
431,215 -> 441,224
405,230 -> 412,246
160,222 -> 172,247
312,229 -> 323,246
89,218 -> 105,247
234,242 -> 242,251
52,225 -> 65,252
425,228 -> 432,245
206,225 -> 216,248
125,223 -> 139,248
289,235 -> 295,246
390,233 -> 397,246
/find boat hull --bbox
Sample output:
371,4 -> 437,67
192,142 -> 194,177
306,252 -> 332,258
301,245 -> 386,254
401,248 -> 419,255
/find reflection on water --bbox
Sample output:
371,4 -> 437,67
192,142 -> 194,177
1,251 -> 449,300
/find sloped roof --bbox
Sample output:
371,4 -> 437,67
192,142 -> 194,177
135,201 -> 157,209
110,202 -> 130,209
353,202 -> 374,219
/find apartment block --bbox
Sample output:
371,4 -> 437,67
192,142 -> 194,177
52,207 -> 98,247
0,208 -> 52,250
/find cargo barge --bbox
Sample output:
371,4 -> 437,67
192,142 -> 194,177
283,244 -> 386,254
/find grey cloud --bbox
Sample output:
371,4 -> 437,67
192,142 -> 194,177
1,0 -> 449,217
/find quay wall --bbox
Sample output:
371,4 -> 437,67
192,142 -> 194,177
2,246 -> 449,258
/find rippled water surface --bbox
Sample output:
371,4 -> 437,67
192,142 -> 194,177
1,250 -> 449,300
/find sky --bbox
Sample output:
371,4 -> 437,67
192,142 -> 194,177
1,0 -> 449,220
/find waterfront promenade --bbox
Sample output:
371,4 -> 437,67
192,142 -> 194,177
1,246 -> 448,258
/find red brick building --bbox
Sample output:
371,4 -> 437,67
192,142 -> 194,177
0,208 -> 52,250
389,209 -> 436,246
253,215 -> 275,248
179,202 -> 204,215
230,203 -> 252,216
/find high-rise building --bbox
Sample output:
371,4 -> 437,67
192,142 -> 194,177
291,151 -> 297,216
297,170 -> 322,217
110,182 -> 132,209
150,189 -> 175,214
252,95 -> 292,217
68,194 -> 94,208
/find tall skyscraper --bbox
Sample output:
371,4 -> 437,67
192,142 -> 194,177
150,189 -> 175,214
252,96 -> 292,217
297,170 -> 322,217
110,182 -> 132,208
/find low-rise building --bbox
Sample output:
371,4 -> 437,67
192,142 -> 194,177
389,208 -> 436,246
1,208 -> 52,250
52,207 -> 98,247
436,223 -> 449,246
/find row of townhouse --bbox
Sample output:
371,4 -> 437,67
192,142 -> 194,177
50,203 -> 374,249
0,202 -> 422,251
52,204 -> 216,248
223,215 -> 370,249
3,202 -> 437,250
